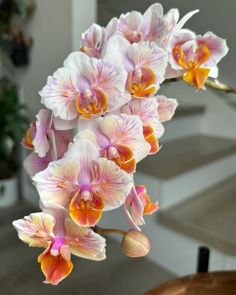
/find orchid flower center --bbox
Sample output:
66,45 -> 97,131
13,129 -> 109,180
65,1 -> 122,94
76,88 -> 108,119
127,67 -> 156,98
173,45 -> 211,88
50,237 -> 65,257
102,145 -> 136,174
80,46 -> 101,58
124,30 -> 143,43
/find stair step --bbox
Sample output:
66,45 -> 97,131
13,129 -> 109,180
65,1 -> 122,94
175,105 -> 205,118
158,175 -> 236,255
138,135 -> 236,180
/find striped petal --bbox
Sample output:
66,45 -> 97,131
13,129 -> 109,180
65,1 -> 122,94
65,218 -> 106,261
91,158 -> 132,211
13,212 -> 55,248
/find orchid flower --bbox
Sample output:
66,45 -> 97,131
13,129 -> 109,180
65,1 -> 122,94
120,99 -> 164,154
13,205 -> 106,285
80,19 -> 117,58
33,139 -> 132,227
116,3 -> 166,44
125,185 -> 158,230
106,35 -> 167,98
22,109 -> 72,176
77,114 -> 150,173
167,30 -> 228,88
39,51 -> 129,121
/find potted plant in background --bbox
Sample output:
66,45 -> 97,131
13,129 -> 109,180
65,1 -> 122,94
0,77 -> 27,207
0,0 -> 34,67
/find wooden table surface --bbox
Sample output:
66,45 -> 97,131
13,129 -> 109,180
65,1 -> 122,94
145,272 -> 236,295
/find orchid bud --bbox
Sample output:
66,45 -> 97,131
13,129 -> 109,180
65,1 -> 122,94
121,230 -> 150,258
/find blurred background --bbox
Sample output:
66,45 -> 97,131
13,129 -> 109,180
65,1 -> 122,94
0,1 -> 235,294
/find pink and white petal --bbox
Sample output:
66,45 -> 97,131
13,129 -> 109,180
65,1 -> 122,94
66,139 -> 100,184
105,35 -> 132,71
197,32 -> 229,67
152,120 -> 165,139
122,99 -> 158,126
124,194 -> 141,231
164,8 -> 180,32
75,129 -> 99,147
53,116 -> 78,131
63,51 -> 90,71
118,11 -> 143,35
125,187 -> 144,228
33,158 -> 80,208
41,204 -> 68,238
81,24 -> 104,58
90,58 -> 130,111
156,95 -> 178,122
142,3 -> 166,42
24,152 -> 51,177
53,130 -> 72,159
104,17 -> 118,44
208,66 -> 219,78
33,109 -> 50,157
39,67 -> 79,120
13,212 -> 55,247
92,158 -> 132,211
66,138 -> 100,161
65,218 -> 106,261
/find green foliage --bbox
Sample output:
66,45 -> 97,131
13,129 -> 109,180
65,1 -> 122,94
0,78 -> 28,178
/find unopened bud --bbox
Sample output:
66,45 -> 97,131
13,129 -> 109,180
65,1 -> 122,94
121,230 -> 150,258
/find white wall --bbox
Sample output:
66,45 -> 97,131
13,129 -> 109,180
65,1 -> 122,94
14,0 -> 73,118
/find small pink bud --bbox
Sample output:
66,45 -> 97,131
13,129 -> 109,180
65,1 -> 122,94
121,230 -> 150,258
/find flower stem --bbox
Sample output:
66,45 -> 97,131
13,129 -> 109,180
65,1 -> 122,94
94,226 -> 126,236
165,77 -> 236,94
205,79 -> 236,94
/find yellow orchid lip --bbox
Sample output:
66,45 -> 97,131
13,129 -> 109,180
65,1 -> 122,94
76,88 -> 108,119
127,67 -> 157,98
173,45 -> 211,89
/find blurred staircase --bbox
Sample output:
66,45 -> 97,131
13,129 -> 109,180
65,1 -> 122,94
101,104 -> 236,276
136,105 -> 236,275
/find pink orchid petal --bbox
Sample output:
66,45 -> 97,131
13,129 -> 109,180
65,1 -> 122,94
125,187 -> 145,228
40,67 -> 79,120
156,95 -> 178,123
33,157 -> 80,208
142,3 -> 166,42
24,152 -> 51,177
65,218 -> 106,261
81,24 -> 104,58
32,109 -> 50,157
13,212 -> 55,247
197,31 -> 229,68
53,116 -> 78,130
92,158 -> 132,211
